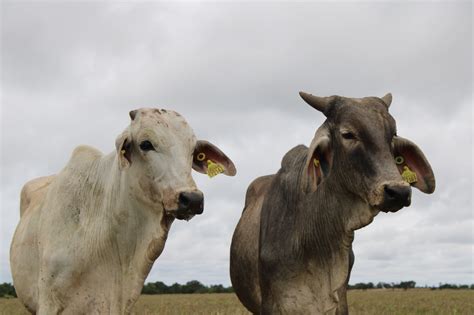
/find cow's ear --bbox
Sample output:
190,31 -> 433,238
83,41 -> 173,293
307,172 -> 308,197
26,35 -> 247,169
304,127 -> 333,192
115,130 -> 132,170
393,136 -> 435,194
193,140 -> 236,177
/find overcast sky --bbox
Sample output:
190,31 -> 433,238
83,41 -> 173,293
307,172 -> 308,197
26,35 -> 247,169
1,1 -> 472,287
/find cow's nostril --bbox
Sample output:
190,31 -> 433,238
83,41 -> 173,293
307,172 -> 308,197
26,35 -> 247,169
179,193 -> 191,207
384,186 -> 397,199
178,192 -> 204,215
381,184 -> 412,212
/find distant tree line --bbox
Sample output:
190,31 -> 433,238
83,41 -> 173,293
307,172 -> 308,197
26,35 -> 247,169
2,281 -> 474,298
141,280 -> 234,294
349,281 -> 416,290
348,281 -> 474,291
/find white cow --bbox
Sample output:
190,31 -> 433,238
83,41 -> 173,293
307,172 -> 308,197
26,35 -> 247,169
10,108 -> 236,314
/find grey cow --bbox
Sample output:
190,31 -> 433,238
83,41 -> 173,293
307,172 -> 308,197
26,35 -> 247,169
230,92 -> 435,314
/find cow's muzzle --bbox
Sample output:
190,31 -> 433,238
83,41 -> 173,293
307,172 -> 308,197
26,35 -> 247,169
174,191 -> 204,220
378,183 -> 412,213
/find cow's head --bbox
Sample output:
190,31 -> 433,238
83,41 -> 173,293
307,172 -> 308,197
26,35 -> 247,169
115,108 -> 236,220
300,92 -> 435,223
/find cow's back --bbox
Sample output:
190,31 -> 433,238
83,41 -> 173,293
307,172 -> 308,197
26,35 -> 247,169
230,174 -> 274,314
11,175 -> 56,313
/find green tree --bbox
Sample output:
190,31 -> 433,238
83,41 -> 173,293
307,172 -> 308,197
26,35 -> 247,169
399,281 -> 416,290
182,280 -> 206,293
0,283 -> 17,298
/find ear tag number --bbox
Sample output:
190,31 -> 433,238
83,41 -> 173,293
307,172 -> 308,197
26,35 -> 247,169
207,160 -> 225,178
313,159 -> 320,167
402,166 -> 417,184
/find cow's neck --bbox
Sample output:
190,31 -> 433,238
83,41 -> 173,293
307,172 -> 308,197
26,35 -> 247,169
290,177 -> 372,312
298,179 -> 372,256
86,154 -> 173,311
113,195 -> 173,312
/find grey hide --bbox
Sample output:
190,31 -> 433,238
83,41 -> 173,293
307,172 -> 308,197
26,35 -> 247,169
230,92 -> 435,315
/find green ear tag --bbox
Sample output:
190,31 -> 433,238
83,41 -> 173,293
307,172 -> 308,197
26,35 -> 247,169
313,158 -> 320,167
207,160 -> 225,178
401,166 -> 417,184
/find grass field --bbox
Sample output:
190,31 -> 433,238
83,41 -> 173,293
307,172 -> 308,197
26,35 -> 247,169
1,289 -> 473,314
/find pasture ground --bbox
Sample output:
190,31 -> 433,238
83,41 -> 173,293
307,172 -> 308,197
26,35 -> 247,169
0,289 -> 472,314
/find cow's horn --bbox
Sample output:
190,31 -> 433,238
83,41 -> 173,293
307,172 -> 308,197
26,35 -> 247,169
299,91 -> 330,115
129,110 -> 138,120
381,93 -> 392,108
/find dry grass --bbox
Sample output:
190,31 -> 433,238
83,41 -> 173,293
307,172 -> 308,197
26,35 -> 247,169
348,289 -> 474,315
1,289 -> 473,314
0,297 -> 30,315
133,293 -> 250,315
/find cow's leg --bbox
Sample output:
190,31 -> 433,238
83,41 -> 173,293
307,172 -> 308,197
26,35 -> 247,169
231,175 -> 273,314
336,246 -> 355,315
37,291 -> 63,315
12,178 -> 53,313
260,277 -> 326,315
36,250 -> 77,315
336,286 -> 349,315
37,304 -> 61,315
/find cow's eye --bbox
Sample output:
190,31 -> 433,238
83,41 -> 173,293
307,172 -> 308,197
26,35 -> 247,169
139,140 -> 155,151
341,132 -> 356,140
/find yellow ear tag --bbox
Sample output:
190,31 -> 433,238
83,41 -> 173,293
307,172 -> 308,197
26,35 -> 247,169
121,150 -> 126,155
313,158 -> 320,167
207,160 -> 225,178
401,166 -> 417,184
